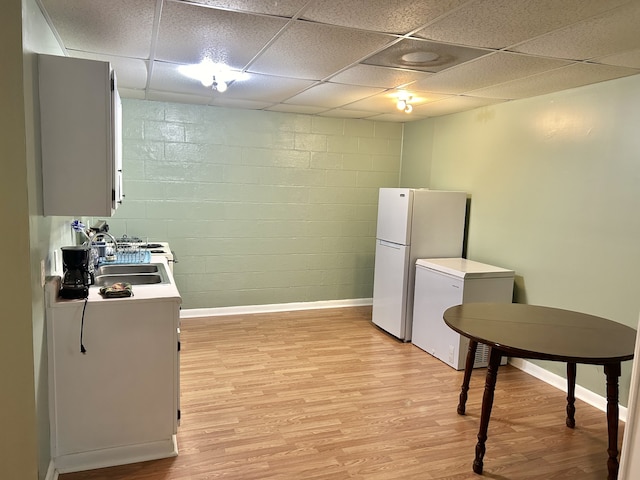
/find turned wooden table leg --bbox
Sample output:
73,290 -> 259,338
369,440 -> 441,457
605,362 -> 622,480
458,340 -> 478,415
566,362 -> 576,428
473,347 -> 502,475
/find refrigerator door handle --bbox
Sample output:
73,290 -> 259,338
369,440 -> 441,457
378,239 -> 403,249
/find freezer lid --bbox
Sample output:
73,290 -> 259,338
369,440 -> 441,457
415,257 -> 514,278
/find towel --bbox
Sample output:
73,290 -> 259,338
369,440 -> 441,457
99,282 -> 133,298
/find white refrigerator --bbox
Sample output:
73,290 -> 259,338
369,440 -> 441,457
372,188 -> 467,341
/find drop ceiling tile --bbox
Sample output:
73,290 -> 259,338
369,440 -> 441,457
149,61 -> 217,96
468,63 -> 640,99
266,104 -> 329,114
208,97 -> 275,109
223,73 -> 315,103
412,95 -> 506,117
284,83 -> 385,109
344,90 -> 451,113
330,65 -> 432,89
248,20 -> 395,79
156,1 -> 288,67
300,0 -> 467,35
68,51 -> 149,89
173,0 -> 309,17
511,2 -> 640,60
414,0 -> 630,49
40,0 -> 157,58
411,52 -> 572,94
363,38 -> 491,73
593,49 -> 640,69
368,112 -> 424,122
318,108 -> 379,119
118,87 -> 146,100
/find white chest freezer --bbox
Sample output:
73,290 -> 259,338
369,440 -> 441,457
412,258 -> 515,370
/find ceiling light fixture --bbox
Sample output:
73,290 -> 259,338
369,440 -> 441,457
178,59 -> 247,93
212,76 -> 227,93
396,93 -> 413,114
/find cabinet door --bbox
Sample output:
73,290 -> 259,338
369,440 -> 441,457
39,54 -> 123,216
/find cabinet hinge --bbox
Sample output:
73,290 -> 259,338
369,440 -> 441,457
110,76 -> 115,91
177,409 -> 181,420
178,341 -> 181,351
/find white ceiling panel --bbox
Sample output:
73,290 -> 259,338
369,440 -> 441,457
174,0 -> 309,17
415,0 -> 631,49
266,104 -> 329,114
284,83 -> 385,109
593,49 -> 640,69
412,96 -> 506,117
38,0 -> 640,122
40,0 -> 157,58
468,63 -> 639,99
156,1 -> 289,67
318,108 -> 379,119
300,0 -> 467,35
223,73 -> 315,103
330,65 -> 432,89
149,61 -> 216,97
411,52 -> 572,94
248,20 -> 395,79
69,51 -> 149,89
511,2 -> 640,61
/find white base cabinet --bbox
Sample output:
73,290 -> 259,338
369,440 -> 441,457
412,258 -> 515,370
45,279 -> 180,473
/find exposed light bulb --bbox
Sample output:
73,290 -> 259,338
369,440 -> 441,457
397,99 -> 407,111
404,103 -> 413,114
214,79 -> 228,93
201,77 -> 214,87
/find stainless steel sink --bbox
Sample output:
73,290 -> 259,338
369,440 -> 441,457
96,264 -> 159,275
94,274 -> 165,287
93,263 -> 170,287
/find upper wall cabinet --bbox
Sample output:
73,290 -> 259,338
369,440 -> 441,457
38,54 -> 123,217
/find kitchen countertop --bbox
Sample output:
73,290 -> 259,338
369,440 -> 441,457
46,255 -> 181,307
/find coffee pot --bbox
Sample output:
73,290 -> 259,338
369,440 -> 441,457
60,245 -> 91,299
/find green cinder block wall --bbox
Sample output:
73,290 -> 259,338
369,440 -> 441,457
110,100 -> 404,309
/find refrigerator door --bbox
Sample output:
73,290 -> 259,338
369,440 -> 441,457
372,240 -> 410,339
376,188 -> 414,245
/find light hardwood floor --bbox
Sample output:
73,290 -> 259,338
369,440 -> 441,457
60,306 -> 620,479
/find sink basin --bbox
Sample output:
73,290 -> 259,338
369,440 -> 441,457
96,264 -> 159,275
94,274 -> 165,287
93,263 -> 170,287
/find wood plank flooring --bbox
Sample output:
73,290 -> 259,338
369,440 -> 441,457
60,306 -> 621,479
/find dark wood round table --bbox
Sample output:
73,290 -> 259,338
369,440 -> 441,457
443,302 -> 636,480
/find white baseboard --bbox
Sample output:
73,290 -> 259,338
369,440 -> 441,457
180,298 -> 373,319
52,435 -> 177,474
44,460 -> 57,480
509,358 -> 628,422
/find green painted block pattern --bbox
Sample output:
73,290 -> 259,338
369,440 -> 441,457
113,99 -> 403,309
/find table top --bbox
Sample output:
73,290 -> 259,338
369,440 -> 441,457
443,303 -> 636,364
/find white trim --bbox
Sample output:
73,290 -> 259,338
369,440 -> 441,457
509,358 -> 628,422
53,435 -> 177,474
180,298 -> 373,319
44,460 -> 58,480
618,314 -> 640,479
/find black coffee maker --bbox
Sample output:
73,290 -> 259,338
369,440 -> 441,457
60,246 -> 91,299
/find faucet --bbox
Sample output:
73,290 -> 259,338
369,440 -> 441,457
91,232 -> 119,263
